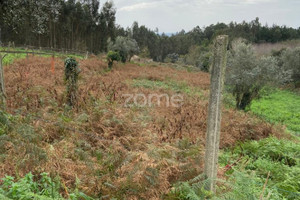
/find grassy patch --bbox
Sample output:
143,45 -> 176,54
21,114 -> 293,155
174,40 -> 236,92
0,47 -> 27,65
0,47 -> 83,65
131,79 -> 203,97
250,89 -> 300,134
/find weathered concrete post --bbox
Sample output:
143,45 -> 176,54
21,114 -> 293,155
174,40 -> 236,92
204,35 -> 228,192
85,51 -> 89,59
0,54 -> 7,109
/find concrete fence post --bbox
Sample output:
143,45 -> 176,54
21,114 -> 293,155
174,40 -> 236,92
204,35 -> 228,192
0,54 -> 7,109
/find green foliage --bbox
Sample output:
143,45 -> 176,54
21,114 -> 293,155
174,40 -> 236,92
169,137 -> 300,200
0,52 -> 26,66
0,173 -> 92,200
0,0 -> 115,52
218,137 -> 300,200
0,47 -> 84,66
108,36 -> 139,63
281,47 -> 300,87
215,170 -> 281,200
166,182 -> 207,200
0,110 -> 13,136
184,45 -> 212,72
250,89 -> 300,134
139,47 -> 150,58
106,51 -> 121,68
64,58 -> 80,107
226,40 -> 288,110
166,174 -> 212,200
164,53 -> 179,63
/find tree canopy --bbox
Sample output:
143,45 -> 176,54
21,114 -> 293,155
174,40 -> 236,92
225,40 -> 290,110
0,1 -> 299,59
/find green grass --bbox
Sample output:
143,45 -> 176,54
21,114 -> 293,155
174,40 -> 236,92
0,47 -> 28,65
250,89 -> 300,134
130,79 -> 203,97
0,47 -> 84,66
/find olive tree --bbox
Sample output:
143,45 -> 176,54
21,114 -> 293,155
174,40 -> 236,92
281,47 -> 300,88
108,36 -> 139,63
226,40 -> 289,110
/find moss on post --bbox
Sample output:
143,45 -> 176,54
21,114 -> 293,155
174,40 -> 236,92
64,58 -> 80,107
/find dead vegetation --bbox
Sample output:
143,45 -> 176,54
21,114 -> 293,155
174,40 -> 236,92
0,56 -> 286,199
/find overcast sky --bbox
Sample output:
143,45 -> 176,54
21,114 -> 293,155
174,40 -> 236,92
110,0 -> 300,33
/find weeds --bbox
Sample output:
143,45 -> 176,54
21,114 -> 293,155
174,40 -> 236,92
218,137 -> 300,200
168,137 -> 300,200
0,172 -> 92,200
250,89 -> 300,134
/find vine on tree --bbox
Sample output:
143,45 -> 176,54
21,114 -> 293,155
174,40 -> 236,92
64,58 -> 80,107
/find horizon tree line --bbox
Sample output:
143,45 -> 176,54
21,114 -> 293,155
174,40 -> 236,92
1,0 -> 300,61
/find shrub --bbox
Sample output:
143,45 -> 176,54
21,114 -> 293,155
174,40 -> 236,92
106,50 -> 121,69
165,53 -> 179,63
184,45 -> 211,72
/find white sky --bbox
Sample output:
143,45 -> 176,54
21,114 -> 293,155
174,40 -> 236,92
109,0 -> 300,33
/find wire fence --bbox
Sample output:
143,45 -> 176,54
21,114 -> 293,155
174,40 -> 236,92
0,44 -> 88,57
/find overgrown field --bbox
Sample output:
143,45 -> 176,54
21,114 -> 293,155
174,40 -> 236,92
0,56 -> 297,199
250,89 -> 300,135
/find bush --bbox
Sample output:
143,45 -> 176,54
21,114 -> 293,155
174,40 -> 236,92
184,45 -> 211,72
164,53 -> 179,63
106,51 -> 121,69
108,36 -> 139,63
225,40 -> 289,110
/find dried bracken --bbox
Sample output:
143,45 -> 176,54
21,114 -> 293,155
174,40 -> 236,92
0,56 -> 285,199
